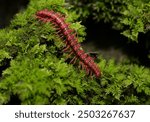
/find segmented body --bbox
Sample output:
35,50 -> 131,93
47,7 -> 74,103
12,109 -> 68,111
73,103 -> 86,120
36,9 -> 101,78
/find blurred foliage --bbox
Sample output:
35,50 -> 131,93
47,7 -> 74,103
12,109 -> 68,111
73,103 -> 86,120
67,0 -> 150,41
0,0 -> 150,105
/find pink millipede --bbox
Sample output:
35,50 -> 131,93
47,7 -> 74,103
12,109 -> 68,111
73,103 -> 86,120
36,9 -> 101,78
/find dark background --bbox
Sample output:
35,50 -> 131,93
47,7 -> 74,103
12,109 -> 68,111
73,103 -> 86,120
0,0 -> 29,28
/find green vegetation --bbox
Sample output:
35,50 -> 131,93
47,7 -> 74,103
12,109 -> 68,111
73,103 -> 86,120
0,0 -> 150,104
68,0 -> 150,41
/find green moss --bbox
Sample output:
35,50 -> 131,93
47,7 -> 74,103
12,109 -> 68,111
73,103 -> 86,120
0,0 -> 150,105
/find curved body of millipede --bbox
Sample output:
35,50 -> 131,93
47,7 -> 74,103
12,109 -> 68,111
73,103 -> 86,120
36,9 -> 101,78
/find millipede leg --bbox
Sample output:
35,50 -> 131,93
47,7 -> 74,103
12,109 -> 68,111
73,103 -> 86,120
56,30 -> 62,34
63,45 -> 70,52
81,62 -> 86,70
90,70 -> 93,77
59,34 -> 65,39
78,61 -> 82,69
79,61 -> 84,70
85,66 -> 90,75
66,51 -> 74,59
82,64 -> 91,76
70,56 -> 77,64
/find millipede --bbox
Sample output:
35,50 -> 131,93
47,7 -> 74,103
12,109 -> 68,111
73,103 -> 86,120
36,9 -> 101,78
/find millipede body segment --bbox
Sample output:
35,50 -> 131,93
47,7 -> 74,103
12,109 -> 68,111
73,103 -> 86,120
36,9 -> 101,78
